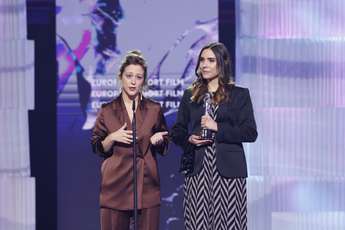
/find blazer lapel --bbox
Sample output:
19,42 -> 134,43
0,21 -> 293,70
110,93 -> 149,156
135,96 -> 147,132
215,102 -> 226,121
111,95 -> 126,127
111,93 -> 148,130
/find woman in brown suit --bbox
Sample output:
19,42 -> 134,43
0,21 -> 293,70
91,51 -> 168,230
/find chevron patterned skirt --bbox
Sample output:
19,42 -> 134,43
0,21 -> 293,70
184,143 -> 247,230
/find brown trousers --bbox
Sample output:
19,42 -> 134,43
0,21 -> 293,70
100,206 -> 160,230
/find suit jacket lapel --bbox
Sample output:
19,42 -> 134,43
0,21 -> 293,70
216,102 -> 226,121
112,93 -> 147,132
135,97 -> 147,133
111,95 -> 126,126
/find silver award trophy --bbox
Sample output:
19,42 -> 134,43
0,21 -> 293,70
200,92 -> 213,140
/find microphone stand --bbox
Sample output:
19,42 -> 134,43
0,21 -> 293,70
132,99 -> 138,230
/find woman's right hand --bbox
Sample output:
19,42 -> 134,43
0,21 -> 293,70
102,123 -> 132,152
188,134 -> 212,146
101,123 -> 133,152
108,123 -> 133,144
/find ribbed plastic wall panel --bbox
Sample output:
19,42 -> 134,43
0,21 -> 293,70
247,177 -> 271,230
0,0 -> 27,40
0,110 -> 30,176
0,176 -> 35,230
249,107 -> 345,177
237,0 -> 345,229
0,40 -> 35,110
272,212 -> 345,230
247,176 -> 345,230
239,0 -> 345,39
238,38 -> 345,108
0,0 -> 36,229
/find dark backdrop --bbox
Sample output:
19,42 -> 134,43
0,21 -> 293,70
27,0 -> 235,229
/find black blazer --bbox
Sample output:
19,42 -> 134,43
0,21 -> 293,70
171,85 -> 258,178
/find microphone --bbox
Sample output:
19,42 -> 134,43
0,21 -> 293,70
132,99 -> 136,112
131,97 -> 138,229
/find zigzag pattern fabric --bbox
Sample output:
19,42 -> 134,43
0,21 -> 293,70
184,104 -> 247,230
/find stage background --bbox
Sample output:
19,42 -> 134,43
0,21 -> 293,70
237,0 -> 345,229
56,0 -> 218,229
55,0 -> 345,230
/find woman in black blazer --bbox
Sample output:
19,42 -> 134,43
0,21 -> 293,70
171,42 -> 257,230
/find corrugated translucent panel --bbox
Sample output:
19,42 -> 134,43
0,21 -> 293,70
0,176 -> 35,230
238,38 -> 345,108
272,212 -> 345,230
247,177 -> 345,230
237,0 -> 345,229
247,177 -> 271,230
0,1 -> 35,229
0,110 -> 30,176
0,40 -> 35,110
249,108 -> 345,177
0,0 -> 27,39
239,0 -> 345,38
275,177 -> 345,212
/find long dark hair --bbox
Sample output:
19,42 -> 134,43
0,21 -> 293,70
118,50 -> 148,86
191,42 -> 234,104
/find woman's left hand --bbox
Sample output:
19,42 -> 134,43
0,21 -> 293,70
150,131 -> 169,146
201,115 -> 218,131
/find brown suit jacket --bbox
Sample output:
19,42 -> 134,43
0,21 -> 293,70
91,94 -> 168,210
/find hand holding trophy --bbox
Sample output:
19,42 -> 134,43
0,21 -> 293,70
200,92 -> 214,140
